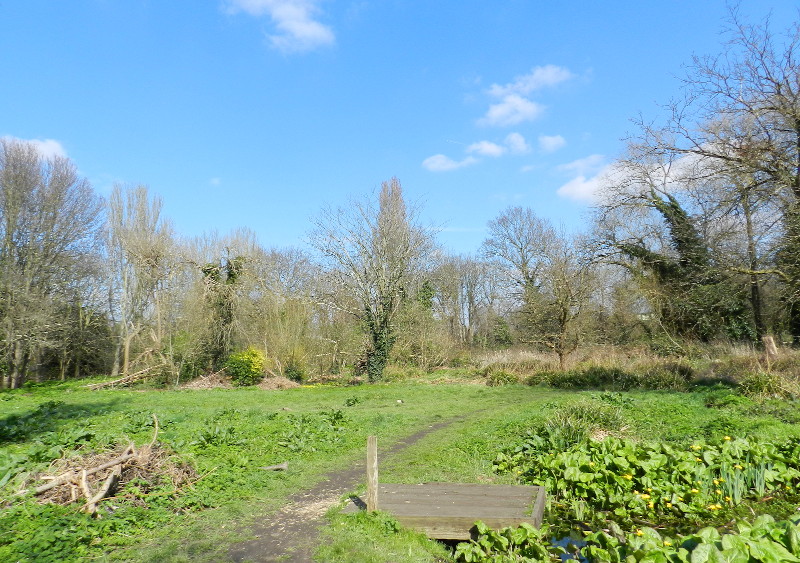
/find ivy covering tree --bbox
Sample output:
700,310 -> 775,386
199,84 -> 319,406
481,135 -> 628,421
310,178 -> 434,381
616,190 -> 753,341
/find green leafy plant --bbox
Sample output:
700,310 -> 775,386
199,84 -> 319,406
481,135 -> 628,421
495,433 -> 800,531
454,521 -> 564,562
485,369 -> 518,387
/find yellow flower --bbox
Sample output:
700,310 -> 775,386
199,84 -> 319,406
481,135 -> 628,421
725,496 -> 731,502
648,502 -> 654,508
664,540 -> 672,546
715,489 -> 722,494
641,494 -> 651,500
636,529 -> 643,536
666,502 -> 673,508
734,464 -> 743,470
678,496 -> 684,501
691,444 -> 702,450
691,488 -> 699,494
623,474 -> 633,480
589,461 -> 595,466
708,504 -> 718,510
712,479 -> 719,485
718,478 -> 725,483
646,488 -> 652,492
724,436 -> 731,440
696,457 -> 703,462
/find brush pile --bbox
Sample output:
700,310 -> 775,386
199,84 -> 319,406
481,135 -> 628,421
17,417 -> 196,516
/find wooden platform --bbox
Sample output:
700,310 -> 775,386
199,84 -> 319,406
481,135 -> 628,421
344,482 -> 546,540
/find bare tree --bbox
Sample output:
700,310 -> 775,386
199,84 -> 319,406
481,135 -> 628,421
483,207 -> 556,296
310,178 -> 434,381
433,255 -> 500,346
523,232 -> 597,369
107,185 -> 175,378
640,12 -> 800,340
0,139 -> 103,388
483,207 -> 597,367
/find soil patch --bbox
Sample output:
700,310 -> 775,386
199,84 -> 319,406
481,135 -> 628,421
228,417 -> 466,562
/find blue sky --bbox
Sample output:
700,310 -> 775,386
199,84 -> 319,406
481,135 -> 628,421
1,1 -> 796,255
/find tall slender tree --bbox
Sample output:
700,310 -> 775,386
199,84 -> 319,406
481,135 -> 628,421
311,178 -> 434,381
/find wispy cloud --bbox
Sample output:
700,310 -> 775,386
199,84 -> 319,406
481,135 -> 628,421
466,140 -> 505,157
478,94 -> 543,127
424,133 -> 531,172
538,134 -> 566,153
422,154 -> 478,172
556,154 -> 609,203
505,132 -> 531,154
224,0 -> 335,53
2,136 -> 67,159
488,65 -> 574,97
478,65 -> 572,127
558,154 -> 605,175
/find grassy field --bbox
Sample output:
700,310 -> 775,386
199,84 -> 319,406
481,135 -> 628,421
1,376 -> 799,561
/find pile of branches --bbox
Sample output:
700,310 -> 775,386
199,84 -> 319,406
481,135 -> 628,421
17,417 -> 196,516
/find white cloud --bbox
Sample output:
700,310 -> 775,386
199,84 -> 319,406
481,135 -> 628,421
557,173 -> 604,202
422,154 -> 478,172
478,94 -> 544,127
2,136 -> 67,159
478,65 -> 573,128
209,177 -> 221,186
538,134 -> 566,153
556,155 -> 611,203
558,154 -> 605,176
466,140 -> 506,157
504,132 -> 530,154
225,0 -> 334,53
488,65 -> 574,97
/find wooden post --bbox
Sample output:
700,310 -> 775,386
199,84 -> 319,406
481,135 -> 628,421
367,435 -> 378,511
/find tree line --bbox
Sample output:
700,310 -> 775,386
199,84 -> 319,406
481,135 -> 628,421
1,14 -> 799,388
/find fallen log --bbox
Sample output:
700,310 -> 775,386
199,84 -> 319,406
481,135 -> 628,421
260,462 -> 289,471
87,364 -> 165,390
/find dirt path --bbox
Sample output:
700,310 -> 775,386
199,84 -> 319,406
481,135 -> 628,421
227,417 -> 465,562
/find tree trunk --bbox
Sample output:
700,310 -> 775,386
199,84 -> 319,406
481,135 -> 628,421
10,341 -> 29,389
742,191 -> 766,338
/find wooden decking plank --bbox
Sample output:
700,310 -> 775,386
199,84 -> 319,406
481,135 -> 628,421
380,484 -> 537,497
379,504 -> 535,518
378,499 -> 534,511
393,515 -> 542,540
381,483 -> 536,494
378,494 -> 536,510
341,481 -> 546,539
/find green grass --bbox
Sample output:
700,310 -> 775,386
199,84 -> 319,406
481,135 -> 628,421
1,379 -> 799,562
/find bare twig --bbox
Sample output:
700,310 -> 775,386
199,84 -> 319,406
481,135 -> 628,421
84,465 -> 122,515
